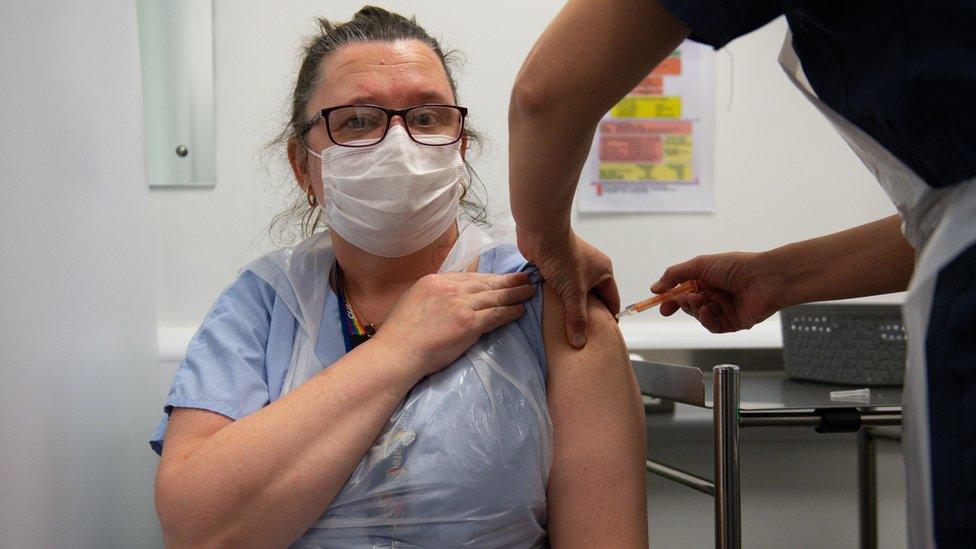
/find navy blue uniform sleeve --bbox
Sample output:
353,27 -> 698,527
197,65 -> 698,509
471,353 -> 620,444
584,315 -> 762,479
150,270 -> 276,455
658,0 -> 783,49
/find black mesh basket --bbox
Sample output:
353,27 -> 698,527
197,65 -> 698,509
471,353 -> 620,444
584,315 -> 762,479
781,304 -> 906,386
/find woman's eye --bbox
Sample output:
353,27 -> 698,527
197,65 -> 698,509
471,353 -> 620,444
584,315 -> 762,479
410,111 -> 439,127
341,115 -> 379,130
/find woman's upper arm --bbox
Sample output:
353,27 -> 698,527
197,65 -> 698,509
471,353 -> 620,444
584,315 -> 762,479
154,408 -> 233,528
543,284 -> 648,548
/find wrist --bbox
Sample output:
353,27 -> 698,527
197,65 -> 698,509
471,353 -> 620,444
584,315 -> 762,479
516,224 -> 572,262
363,332 -> 426,389
756,246 -> 809,310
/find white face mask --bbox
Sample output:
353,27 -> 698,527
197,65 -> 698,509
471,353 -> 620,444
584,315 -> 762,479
308,126 -> 464,258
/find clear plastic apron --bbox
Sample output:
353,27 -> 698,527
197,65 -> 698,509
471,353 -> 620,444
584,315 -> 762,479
247,223 -> 553,548
780,33 -> 976,548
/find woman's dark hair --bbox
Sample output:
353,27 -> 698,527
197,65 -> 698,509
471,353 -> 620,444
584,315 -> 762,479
268,6 -> 488,243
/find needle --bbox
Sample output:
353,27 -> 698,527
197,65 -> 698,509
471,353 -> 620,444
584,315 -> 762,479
616,280 -> 701,318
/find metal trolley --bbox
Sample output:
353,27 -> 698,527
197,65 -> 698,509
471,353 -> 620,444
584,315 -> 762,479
633,361 -> 903,549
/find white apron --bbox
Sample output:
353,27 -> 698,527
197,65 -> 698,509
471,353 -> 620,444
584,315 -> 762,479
780,32 -> 976,548
247,223 -> 552,548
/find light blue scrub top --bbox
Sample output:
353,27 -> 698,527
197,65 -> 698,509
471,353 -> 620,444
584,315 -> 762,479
150,244 -> 546,455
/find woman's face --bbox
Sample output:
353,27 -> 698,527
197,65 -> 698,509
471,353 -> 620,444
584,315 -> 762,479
295,39 -> 457,203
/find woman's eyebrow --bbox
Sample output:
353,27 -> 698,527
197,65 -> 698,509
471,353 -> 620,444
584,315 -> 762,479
337,91 -> 454,107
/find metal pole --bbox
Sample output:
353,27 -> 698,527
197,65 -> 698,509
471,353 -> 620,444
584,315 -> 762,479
858,429 -> 878,549
739,409 -> 902,428
869,428 -> 902,443
646,459 -> 716,496
713,365 -> 741,549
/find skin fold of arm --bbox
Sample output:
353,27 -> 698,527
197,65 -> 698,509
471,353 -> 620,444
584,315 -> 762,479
543,284 -> 649,548
154,339 -> 421,548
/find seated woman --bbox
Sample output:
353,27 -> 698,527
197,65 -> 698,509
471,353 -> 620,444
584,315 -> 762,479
151,7 -> 647,548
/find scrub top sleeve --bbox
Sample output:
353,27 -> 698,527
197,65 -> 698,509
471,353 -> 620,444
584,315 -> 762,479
658,0 -> 783,49
150,270 -> 276,455
517,266 -> 548,378
479,245 -> 548,376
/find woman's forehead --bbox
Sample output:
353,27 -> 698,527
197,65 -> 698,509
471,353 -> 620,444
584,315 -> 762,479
315,40 -> 454,110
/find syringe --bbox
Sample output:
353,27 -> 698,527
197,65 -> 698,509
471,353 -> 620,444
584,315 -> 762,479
616,280 -> 702,318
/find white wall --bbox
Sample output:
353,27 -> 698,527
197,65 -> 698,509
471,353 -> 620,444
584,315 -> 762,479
0,2 -> 162,547
152,1 -> 895,331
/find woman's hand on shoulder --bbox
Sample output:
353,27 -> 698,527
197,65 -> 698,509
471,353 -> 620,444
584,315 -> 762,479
373,271 -> 535,377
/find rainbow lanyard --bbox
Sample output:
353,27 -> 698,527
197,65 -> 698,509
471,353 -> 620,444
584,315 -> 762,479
333,263 -> 375,352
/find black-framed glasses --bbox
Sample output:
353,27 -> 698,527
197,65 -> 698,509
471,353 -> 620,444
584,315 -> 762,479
308,104 -> 468,147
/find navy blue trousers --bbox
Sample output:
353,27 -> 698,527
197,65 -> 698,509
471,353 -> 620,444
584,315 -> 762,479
926,240 -> 976,547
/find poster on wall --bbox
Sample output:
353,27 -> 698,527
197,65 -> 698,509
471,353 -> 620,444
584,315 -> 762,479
578,41 -> 714,213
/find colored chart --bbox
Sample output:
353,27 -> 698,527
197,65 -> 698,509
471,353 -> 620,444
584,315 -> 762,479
579,42 -> 714,213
